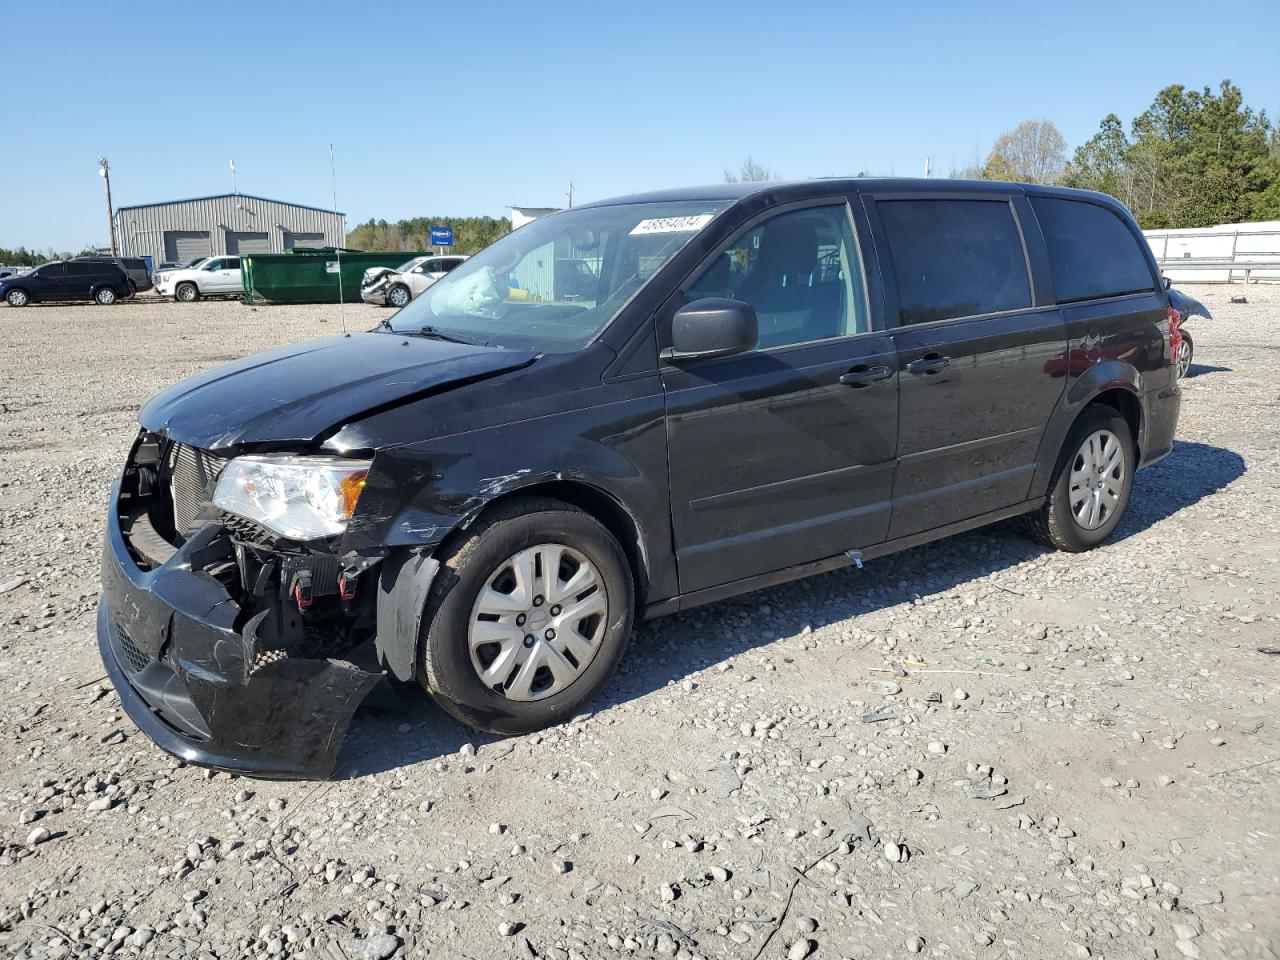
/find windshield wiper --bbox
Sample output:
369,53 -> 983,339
415,325 -> 477,345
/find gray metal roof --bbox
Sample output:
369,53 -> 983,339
115,192 -> 344,216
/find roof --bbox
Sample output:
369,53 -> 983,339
575,178 -> 1117,209
115,192 -> 345,216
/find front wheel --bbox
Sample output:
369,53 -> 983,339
1023,405 -> 1135,552
175,282 -> 199,303
6,289 -> 29,307
386,284 -> 411,308
94,286 -> 117,305
419,499 -> 634,735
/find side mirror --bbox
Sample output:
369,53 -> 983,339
1163,275 -> 1172,290
661,298 -> 758,362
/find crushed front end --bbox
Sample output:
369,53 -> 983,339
97,432 -> 384,779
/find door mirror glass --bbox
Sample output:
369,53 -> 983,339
663,298 -> 758,362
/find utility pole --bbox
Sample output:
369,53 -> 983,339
566,181 -> 573,209
98,157 -> 118,256
230,159 -> 237,195
923,157 -> 932,179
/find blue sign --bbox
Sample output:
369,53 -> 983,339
430,226 -> 454,247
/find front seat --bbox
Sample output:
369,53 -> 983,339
737,218 -> 834,347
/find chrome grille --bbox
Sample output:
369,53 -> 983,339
169,444 -> 227,537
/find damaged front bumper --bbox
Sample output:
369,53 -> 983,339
97,478 -> 382,779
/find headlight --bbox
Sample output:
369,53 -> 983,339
212,454 -> 371,540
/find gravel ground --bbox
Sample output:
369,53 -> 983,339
0,287 -> 1277,960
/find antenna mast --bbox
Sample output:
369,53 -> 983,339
330,144 -> 346,335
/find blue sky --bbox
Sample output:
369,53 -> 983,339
2,0 -> 1276,250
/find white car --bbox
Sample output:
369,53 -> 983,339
155,256 -> 243,302
360,255 -> 468,308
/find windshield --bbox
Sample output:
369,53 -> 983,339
395,257 -> 427,273
182,258 -> 207,270
387,200 -> 731,350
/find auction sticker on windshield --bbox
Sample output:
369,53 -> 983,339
629,214 -> 716,236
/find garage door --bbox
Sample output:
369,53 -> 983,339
164,231 -> 212,263
225,231 -> 270,255
284,232 -> 326,250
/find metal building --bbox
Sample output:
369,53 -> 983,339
113,194 -> 346,265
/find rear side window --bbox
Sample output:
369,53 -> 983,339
878,199 -> 1031,325
1031,197 -> 1155,302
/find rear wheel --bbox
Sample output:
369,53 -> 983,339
387,284 -> 411,308
419,499 -> 634,735
1024,405 -> 1135,552
175,282 -> 199,303
94,286 -> 117,305
6,289 -> 29,307
1175,333 -> 1193,379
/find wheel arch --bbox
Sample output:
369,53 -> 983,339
1031,370 -> 1144,500
441,479 -> 651,607
375,478 -> 652,684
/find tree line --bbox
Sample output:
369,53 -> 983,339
0,245 -> 96,267
345,216 -> 511,254
958,80 -> 1280,228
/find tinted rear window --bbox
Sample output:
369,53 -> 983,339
1031,197 -> 1155,302
878,199 -> 1032,324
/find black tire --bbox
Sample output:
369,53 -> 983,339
387,284 -> 411,309
6,288 -> 29,307
94,286 -> 117,305
419,498 -> 634,735
1024,405 -> 1135,552
175,282 -> 199,303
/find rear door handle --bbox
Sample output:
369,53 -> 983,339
905,353 -> 951,375
839,364 -> 892,387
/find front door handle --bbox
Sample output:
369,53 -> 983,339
905,353 -> 951,375
839,364 -> 892,387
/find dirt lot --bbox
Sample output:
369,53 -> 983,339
0,288 -> 1277,960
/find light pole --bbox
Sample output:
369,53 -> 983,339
98,157 -> 118,256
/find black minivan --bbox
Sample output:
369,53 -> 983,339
2,259 -> 134,306
98,179 -> 1182,777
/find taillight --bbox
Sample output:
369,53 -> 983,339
1168,305 -> 1182,363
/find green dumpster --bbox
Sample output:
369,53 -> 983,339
240,248 -> 428,304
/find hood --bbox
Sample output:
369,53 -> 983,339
361,267 -> 398,286
139,332 -> 537,451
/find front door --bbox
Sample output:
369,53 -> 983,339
30,263 -> 67,300
868,193 -> 1066,539
662,202 -> 899,594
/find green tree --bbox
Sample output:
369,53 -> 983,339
346,216 -> 511,255
1069,80 -> 1279,227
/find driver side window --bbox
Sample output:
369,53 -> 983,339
686,205 -> 869,349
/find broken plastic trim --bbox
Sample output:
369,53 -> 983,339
101,480 -> 383,779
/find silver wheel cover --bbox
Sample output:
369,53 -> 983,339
1175,339 -> 1192,379
8,290 -> 27,306
389,286 -> 409,307
467,543 -> 608,701
1068,429 -> 1126,531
